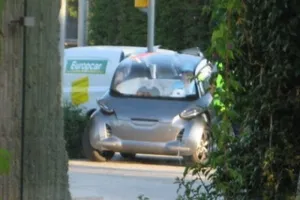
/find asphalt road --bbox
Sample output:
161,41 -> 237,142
69,153 -> 209,200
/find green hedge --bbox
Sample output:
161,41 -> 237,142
63,104 -> 88,159
88,0 -> 211,51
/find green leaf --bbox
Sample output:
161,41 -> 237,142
216,74 -> 225,88
228,50 -> 234,59
212,29 -> 223,41
0,149 -> 10,175
183,166 -> 190,177
215,42 -> 227,59
0,0 -> 5,11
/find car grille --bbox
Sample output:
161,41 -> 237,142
176,129 -> 184,141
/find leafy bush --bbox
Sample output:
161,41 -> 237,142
176,0 -> 300,199
63,103 -> 88,159
88,0 -> 211,51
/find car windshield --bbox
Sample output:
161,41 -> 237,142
110,53 -> 200,100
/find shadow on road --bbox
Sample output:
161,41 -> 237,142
111,153 -> 185,167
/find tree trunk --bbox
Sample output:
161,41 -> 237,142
0,0 -> 24,200
21,0 -> 71,199
0,0 -> 71,199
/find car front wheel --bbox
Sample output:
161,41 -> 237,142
183,124 -> 212,165
82,122 -> 114,162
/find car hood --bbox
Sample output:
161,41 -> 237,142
102,97 -> 193,123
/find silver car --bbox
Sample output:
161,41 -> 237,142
82,52 -> 214,164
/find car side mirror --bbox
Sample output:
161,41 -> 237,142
195,60 -> 213,82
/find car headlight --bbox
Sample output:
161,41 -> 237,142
179,106 -> 203,120
97,101 -> 114,114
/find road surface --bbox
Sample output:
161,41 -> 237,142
69,154 -> 209,200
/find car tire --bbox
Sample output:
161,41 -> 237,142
82,122 -> 115,162
120,153 -> 136,160
183,123 -> 212,165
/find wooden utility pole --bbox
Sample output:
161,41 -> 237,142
0,0 -> 24,199
0,0 -> 72,199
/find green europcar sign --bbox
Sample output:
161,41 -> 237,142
65,59 -> 108,74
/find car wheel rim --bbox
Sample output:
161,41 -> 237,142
197,128 -> 210,162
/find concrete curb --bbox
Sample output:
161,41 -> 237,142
72,198 -> 104,200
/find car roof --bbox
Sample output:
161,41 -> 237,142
95,45 -> 177,56
65,46 -> 124,55
126,52 -> 201,71
66,45 -> 176,57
